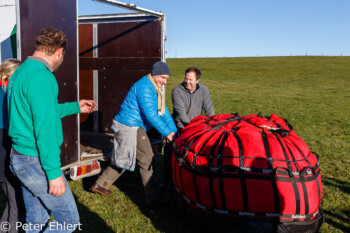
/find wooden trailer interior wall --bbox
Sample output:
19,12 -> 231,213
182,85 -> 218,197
79,19 -> 162,133
18,0 -> 78,166
79,24 -> 94,131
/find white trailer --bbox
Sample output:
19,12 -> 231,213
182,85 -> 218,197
0,0 -> 17,62
3,0 -> 165,180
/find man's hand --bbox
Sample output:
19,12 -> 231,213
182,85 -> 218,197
165,132 -> 176,143
49,175 -> 65,196
79,99 -> 97,113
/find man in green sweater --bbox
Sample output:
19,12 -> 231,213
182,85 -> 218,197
7,28 -> 96,232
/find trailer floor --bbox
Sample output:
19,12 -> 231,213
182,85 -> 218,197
80,130 -> 113,155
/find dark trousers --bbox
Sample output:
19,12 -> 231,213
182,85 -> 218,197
163,142 -> 173,185
0,180 -> 25,233
96,128 -> 160,205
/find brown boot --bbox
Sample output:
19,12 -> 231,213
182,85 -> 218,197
90,183 -> 112,196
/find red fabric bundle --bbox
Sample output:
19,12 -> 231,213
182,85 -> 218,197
172,113 -> 322,222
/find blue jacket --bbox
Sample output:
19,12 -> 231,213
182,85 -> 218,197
0,88 -> 8,130
115,76 -> 177,136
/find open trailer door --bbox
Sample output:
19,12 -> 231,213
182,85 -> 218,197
78,1 -> 166,160
79,0 -> 166,134
15,0 -> 80,167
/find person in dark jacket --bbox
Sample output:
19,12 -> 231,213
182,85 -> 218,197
0,58 -> 25,233
91,61 -> 177,208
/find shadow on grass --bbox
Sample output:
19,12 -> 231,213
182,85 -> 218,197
321,177 -> 350,232
323,209 -> 350,233
73,192 -> 115,233
82,158 -> 201,233
322,176 -> 350,194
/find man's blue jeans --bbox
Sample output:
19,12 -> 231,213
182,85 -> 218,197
9,150 -> 80,233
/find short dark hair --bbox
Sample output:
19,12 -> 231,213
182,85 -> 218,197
35,27 -> 67,55
185,67 -> 201,80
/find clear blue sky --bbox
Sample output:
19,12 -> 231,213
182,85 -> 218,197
79,0 -> 350,58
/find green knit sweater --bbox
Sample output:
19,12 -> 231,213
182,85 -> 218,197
8,59 -> 80,180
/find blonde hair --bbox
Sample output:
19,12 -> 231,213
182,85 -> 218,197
0,58 -> 21,91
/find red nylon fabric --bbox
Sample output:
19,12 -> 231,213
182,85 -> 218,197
172,113 -> 322,221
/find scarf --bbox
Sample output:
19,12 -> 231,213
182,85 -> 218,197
147,73 -> 165,115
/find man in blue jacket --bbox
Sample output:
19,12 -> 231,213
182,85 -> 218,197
91,62 -> 177,207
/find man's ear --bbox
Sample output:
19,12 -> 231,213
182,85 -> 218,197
56,47 -> 64,58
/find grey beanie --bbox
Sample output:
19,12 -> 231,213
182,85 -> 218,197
151,61 -> 170,76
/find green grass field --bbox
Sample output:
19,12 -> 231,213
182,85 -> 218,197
1,56 -> 349,232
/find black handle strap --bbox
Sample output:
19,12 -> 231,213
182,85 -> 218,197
209,116 -> 242,131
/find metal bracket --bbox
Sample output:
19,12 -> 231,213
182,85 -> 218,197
93,0 -> 164,18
